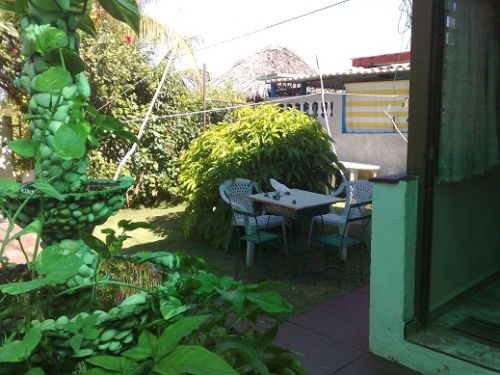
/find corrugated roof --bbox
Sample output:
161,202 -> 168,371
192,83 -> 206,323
263,63 -> 411,89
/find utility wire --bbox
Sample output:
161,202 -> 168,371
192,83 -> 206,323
98,0 -> 352,111
201,0 -> 351,56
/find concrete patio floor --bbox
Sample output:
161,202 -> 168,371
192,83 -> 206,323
275,285 -> 420,375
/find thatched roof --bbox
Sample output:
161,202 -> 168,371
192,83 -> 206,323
217,45 -> 315,100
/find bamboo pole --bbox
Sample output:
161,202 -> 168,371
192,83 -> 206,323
113,48 -> 176,180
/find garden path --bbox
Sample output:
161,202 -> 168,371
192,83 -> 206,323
275,284 -> 421,375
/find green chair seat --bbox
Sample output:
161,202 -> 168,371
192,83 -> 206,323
318,234 -> 362,248
241,231 -> 282,244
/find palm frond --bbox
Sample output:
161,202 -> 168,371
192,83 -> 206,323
139,15 -> 199,71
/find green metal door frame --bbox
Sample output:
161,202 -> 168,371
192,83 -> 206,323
407,0 -> 446,329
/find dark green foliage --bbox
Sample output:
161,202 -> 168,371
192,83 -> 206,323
178,104 -> 340,245
80,18 -> 203,205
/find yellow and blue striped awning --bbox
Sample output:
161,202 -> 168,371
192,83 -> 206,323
342,80 -> 409,133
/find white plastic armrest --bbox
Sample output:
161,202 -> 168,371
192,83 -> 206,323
331,181 -> 347,197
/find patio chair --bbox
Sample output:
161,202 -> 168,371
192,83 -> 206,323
307,180 -> 373,257
219,178 -> 286,253
227,194 -> 288,276
317,200 -> 372,287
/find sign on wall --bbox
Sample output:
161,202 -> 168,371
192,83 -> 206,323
342,80 -> 409,134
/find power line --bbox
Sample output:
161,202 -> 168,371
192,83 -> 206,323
198,0 -> 351,55
98,0 -> 352,111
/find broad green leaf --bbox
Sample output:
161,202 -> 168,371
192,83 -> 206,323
9,220 -> 41,242
122,330 -> 157,361
0,0 -> 27,13
79,232 -> 110,259
157,315 -> 208,358
0,278 -> 48,295
49,48 -> 86,75
6,139 -> 35,158
133,251 -> 178,266
32,66 -> 72,93
69,334 -> 83,353
37,244 -> 83,284
36,27 -> 68,54
68,121 -> 91,141
0,328 -> 41,363
113,129 -> 139,143
95,114 -> 124,131
160,297 -> 190,321
98,0 -> 140,35
218,290 -> 245,314
84,369 -> 115,375
77,15 -> 97,38
86,355 -> 136,372
261,324 -> 279,347
32,182 -> 66,201
28,0 -> 61,12
154,345 -> 238,375
118,176 -> 134,188
216,336 -> 269,375
245,292 -> 292,314
0,179 -> 20,194
54,125 -> 86,160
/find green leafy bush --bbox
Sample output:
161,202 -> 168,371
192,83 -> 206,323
178,104 -> 340,245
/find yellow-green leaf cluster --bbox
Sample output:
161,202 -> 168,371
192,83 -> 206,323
178,104 -> 341,245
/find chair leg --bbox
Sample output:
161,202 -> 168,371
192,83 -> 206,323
224,222 -> 234,253
359,246 -> 364,282
234,238 -> 241,278
337,259 -> 344,289
282,222 -> 289,257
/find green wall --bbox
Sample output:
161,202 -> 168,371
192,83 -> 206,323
369,179 -> 499,375
429,165 -> 500,310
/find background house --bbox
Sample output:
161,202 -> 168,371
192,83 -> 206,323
263,52 -> 410,176
216,45 -> 315,101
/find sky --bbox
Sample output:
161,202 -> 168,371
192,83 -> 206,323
145,0 -> 412,78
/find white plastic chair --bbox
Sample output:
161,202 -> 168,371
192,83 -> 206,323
219,178 -> 286,254
307,180 -> 373,259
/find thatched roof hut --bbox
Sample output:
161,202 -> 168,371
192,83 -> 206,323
217,45 -> 315,100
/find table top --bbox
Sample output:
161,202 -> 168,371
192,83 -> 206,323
249,189 -> 342,211
340,161 -> 381,170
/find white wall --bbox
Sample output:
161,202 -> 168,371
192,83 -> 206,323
274,93 -> 408,176
319,94 -> 408,176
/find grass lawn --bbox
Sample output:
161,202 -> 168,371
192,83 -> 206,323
97,204 -> 369,314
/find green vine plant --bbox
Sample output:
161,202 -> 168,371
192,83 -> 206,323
0,1 -> 307,374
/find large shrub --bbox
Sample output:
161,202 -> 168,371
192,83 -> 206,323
178,104 -> 340,245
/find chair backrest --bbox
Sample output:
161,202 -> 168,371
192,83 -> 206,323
340,200 -> 372,244
346,200 -> 372,223
219,178 -> 261,217
338,180 -> 373,216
